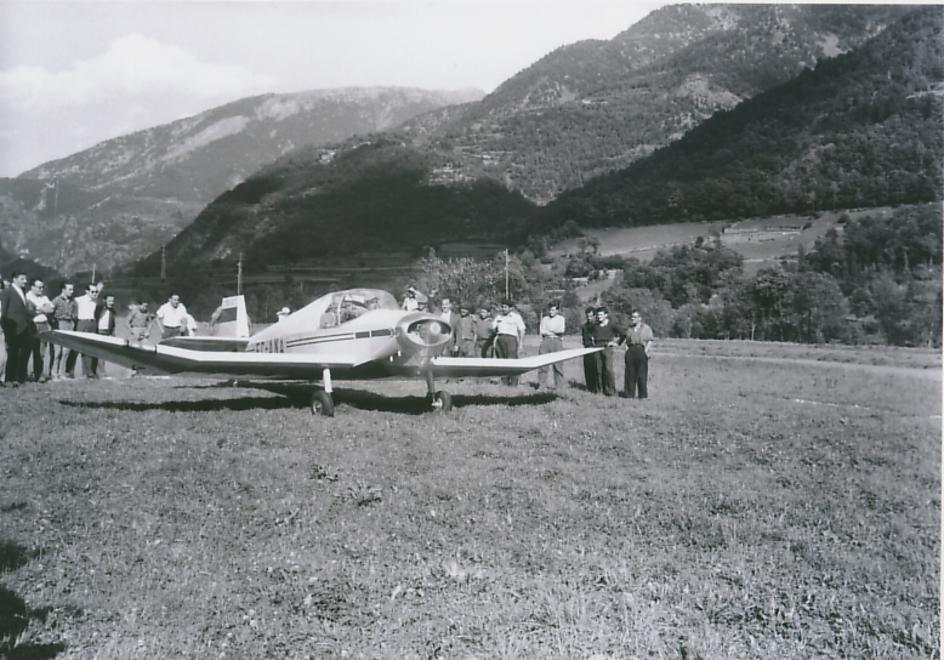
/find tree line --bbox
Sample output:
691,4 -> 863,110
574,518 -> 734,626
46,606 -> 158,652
418,204 -> 940,348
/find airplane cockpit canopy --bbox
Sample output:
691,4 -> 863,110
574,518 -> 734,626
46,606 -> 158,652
314,289 -> 399,328
249,289 -> 399,343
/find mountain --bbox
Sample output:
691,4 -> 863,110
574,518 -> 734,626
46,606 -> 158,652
0,87 -> 481,273
541,7 -> 943,229
134,135 -> 537,272
401,4 -> 917,203
146,5 -> 938,278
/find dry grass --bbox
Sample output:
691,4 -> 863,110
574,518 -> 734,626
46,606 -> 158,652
1,339 -> 939,658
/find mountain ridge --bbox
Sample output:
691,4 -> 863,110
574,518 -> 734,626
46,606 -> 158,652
1,86 -> 482,273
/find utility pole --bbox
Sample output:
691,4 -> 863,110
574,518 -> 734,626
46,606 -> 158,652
504,249 -> 510,300
237,253 -> 243,295
90,263 -> 96,285
160,245 -> 166,282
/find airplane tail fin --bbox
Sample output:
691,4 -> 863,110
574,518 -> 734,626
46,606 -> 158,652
210,295 -> 251,338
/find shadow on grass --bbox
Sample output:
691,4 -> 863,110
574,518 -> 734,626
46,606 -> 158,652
252,383 -> 561,415
57,383 -> 560,415
1,540 -> 64,659
58,396 -> 298,413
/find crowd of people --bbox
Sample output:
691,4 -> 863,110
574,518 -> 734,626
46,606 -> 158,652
0,274 -> 655,398
401,285 -> 655,397
0,272 -> 200,385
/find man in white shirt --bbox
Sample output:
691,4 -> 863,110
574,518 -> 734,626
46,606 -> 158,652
74,284 -> 100,378
25,278 -> 54,382
538,302 -> 566,389
156,294 -> 188,339
491,300 -> 526,386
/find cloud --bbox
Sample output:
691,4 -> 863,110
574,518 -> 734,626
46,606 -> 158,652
1,34 -> 273,112
0,35 -> 274,175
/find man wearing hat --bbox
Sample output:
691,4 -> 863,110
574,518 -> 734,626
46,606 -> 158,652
276,307 -> 291,323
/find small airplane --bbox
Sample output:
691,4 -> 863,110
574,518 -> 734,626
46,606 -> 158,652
45,288 -> 600,416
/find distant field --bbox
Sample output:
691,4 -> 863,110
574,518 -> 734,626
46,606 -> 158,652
1,339 -> 939,658
553,206 -> 906,274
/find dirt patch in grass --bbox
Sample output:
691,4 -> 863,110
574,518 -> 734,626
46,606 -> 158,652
0,340 -> 939,657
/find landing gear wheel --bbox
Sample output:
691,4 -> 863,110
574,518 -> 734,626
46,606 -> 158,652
311,390 -> 334,417
430,390 -> 452,413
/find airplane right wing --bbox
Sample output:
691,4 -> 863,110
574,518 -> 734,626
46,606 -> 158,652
429,347 -> 601,379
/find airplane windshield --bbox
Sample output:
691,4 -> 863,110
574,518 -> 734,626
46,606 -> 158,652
317,289 -> 398,328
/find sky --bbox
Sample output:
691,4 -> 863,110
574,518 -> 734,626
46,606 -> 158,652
0,0 -> 667,177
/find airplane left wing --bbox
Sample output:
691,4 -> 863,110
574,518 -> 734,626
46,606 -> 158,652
45,330 -> 365,378
429,347 -> 601,379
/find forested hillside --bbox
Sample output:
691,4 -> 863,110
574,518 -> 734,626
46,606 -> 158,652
406,4 -> 917,202
543,8 -> 942,228
595,203 -> 941,347
136,136 -> 537,273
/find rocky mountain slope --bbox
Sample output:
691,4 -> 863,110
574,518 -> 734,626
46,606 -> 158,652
146,6 -> 941,277
403,4 -> 916,202
0,87 -> 480,273
542,7 -> 943,228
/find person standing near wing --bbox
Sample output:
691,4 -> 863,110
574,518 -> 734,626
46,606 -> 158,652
0,272 -> 32,385
624,311 -> 654,399
590,306 -> 623,397
156,294 -> 188,339
492,300 -> 526,386
537,302 -> 566,389
472,307 -> 494,357
581,306 -> 600,393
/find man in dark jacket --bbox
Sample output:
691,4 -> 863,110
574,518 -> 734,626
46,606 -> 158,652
590,307 -> 624,397
581,307 -> 600,393
0,271 -> 33,384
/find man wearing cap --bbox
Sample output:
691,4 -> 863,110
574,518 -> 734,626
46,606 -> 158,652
491,300 -> 526,386
156,294 -> 188,339
537,302 -> 566,389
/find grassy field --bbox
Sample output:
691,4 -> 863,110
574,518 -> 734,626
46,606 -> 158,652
552,206 -> 910,274
1,338 -> 939,658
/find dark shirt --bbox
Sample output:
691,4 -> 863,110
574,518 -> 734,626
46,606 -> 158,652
582,321 -> 596,348
590,321 -> 623,346
52,294 -> 77,322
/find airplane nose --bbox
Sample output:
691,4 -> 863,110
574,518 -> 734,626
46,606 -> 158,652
397,317 -> 452,354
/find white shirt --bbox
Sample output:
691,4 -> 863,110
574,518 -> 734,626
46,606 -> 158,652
539,314 -> 565,337
157,301 -> 188,328
402,296 -> 419,311
75,294 -> 97,320
492,311 -> 526,342
26,291 -> 52,323
97,308 -> 112,332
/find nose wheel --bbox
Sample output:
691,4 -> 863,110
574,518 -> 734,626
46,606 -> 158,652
311,390 -> 334,417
